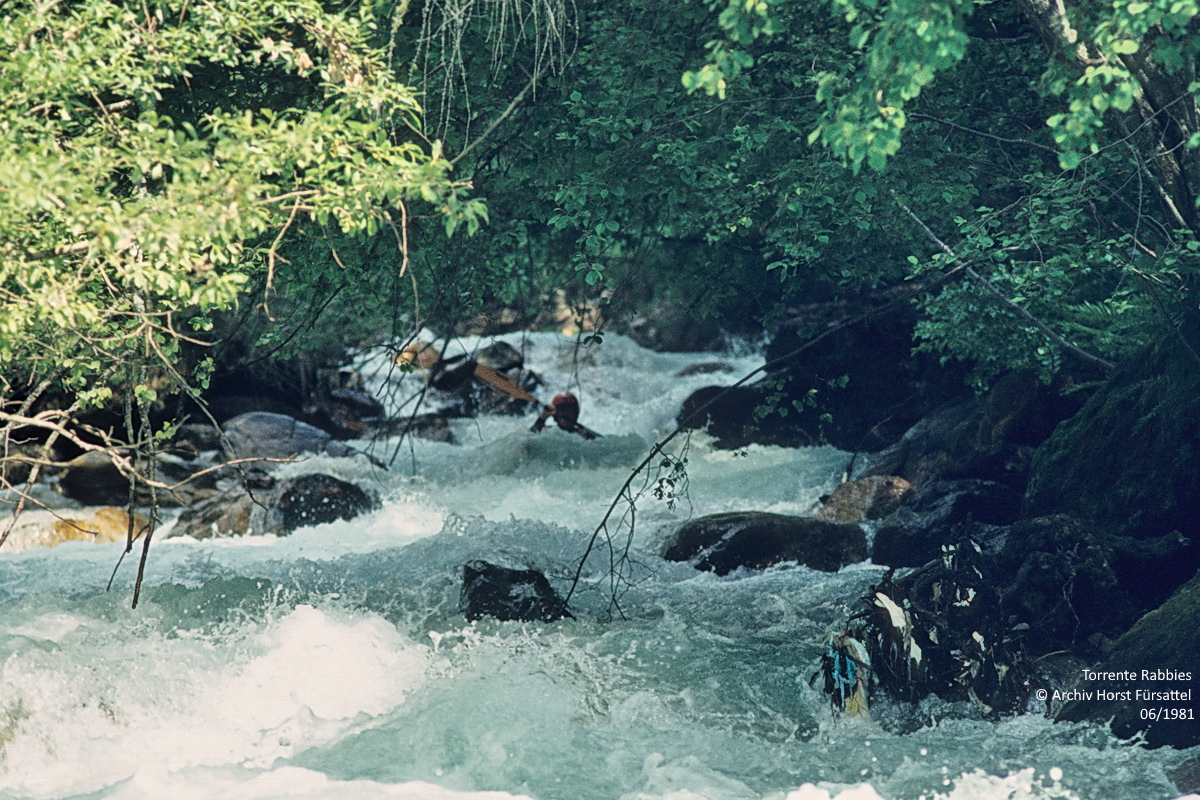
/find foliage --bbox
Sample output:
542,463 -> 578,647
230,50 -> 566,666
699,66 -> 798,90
681,0 -> 1200,380
0,0 -> 482,407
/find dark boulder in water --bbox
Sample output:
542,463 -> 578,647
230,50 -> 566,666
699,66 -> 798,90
872,479 -> 1021,568
1056,569 -> 1200,749
461,560 -> 573,623
863,370 -> 1087,492
662,512 -> 867,575
171,472 -> 378,538
278,473 -> 379,534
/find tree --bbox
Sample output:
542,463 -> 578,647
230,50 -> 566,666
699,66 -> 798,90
687,0 -> 1200,379
0,0 -> 484,573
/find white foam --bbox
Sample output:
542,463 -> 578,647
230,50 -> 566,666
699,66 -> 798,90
0,605 -> 433,798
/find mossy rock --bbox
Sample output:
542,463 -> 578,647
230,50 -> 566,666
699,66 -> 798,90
1024,344 -> 1200,602
1056,569 -> 1200,749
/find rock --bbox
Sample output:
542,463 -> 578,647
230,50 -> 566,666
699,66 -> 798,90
762,299 -> 971,451
57,451 -> 131,506
170,472 -> 378,539
1024,343 -> 1200,609
1,440 -> 43,486
58,450 -> 219,507
170,482 -> 257,539
624,303 -> 728,352
302,368 -> 385,438
461,560 -> 573,623
370,413 -> 456,444
1056,569 -> 1200,749
1,507 -> 149,553
819,476 -> 914,523
662,512 -> 867,575
167,423 -> 224,458
221,412 -> 357,461
864,372 -> 1086,491
677,386 -> 817,449
990,515 -> 1139,656
476,341 -> 525,373
673,361 -> 735,378
277,473 -> 378,534
872,479 -> 1021,568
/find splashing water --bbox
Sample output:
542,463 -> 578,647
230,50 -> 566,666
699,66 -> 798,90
0,333 -> 1194,800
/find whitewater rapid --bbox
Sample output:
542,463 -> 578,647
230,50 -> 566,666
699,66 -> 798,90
0,332 -> 1193,800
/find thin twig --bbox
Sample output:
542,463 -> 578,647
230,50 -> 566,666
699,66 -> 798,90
890,189 -> 1116,373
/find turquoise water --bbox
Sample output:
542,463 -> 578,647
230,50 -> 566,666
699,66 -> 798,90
0,334 -> 1193,800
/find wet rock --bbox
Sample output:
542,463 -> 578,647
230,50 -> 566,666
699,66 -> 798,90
990,515 -> 1138,656
819,476 -> 915,523
677,386 -> 817,449
673,361 -> 735,378
624,303 -> 728,352
476,341 -> 525,373
370,413 -> 456,444
58,450 -> 218,507
1024,344 -> 1200,610
872,479 -> 1021,568
167,423 -> 224,459
170,482 -> 256,539
277,473 -> 378,534
303,368 -> 385,438
762,300 -> 971,452
1,440 -> 43,486
864,372 -> 1085,491
221,412 -> 357,461
1056,569 -> 1200,749
57,451 -> 131,506
171,472 -> 378,539
461,560 -> 573,623
1,507 -> 149,553
662,512 -> 867,575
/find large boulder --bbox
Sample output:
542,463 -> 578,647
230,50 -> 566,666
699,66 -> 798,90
221,412 -> 358,461
676,386 -> 818,449
863,371 -> 1087,491
1056,569 -> 1200,749
662,512 -> 867,575
170,472 -> 378,539
57,450 -> 218,507
1024,343 -> 1200,610
460,560 -> 573,623
677,299 -> 970,451
872,479 -> 1021,568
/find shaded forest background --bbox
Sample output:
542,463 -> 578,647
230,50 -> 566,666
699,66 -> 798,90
3,0 -> 1199,487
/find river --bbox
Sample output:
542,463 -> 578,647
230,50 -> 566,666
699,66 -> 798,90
0,332 -> 1192,799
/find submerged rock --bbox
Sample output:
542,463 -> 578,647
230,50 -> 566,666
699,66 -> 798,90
1,507 -> 149,553
662,512 -> 867,575
460,560 -> 573,623
1056,569 -> 1200,749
